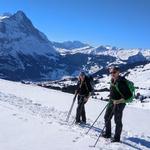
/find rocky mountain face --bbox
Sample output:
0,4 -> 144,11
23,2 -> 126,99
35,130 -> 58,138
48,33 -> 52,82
0,11 -> 63,80
0,11 -> 149,81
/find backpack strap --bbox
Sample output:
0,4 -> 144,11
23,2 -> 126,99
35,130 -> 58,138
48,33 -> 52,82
111,82 -> 125,99
84,79 -> 90,93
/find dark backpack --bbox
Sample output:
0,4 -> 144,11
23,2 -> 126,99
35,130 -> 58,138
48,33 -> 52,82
87,75 -> 94,92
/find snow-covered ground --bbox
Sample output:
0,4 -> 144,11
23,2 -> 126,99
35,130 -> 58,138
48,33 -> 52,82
0,79 -> 150,150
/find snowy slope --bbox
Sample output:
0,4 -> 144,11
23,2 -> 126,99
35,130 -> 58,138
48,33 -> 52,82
0,79 -> 150,150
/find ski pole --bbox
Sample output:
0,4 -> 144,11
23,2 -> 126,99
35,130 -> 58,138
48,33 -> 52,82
86,103 -> 109,135
66,93 -> 77,122
93,104 -> 116,147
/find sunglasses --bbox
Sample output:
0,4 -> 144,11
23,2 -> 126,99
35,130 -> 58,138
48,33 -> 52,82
79,75 -> 85,78
110,71 -> 117,74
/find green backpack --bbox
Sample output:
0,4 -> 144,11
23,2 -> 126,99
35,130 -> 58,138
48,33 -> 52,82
114,79 -> 135,103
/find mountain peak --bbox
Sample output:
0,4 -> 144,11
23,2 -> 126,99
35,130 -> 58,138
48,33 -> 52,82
15,10 -> 26,17
0,11 -> 27,21
53,40 -> 90,50
0,10 -> 57,56
12,10 -> 29,22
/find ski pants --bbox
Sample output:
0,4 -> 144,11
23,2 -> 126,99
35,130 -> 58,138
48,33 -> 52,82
76,95 -> 86,123
104,103 -> 126,140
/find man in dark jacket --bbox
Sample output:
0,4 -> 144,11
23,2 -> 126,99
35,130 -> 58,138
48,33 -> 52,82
75,72 -> 92,124
102,66 -> 132,142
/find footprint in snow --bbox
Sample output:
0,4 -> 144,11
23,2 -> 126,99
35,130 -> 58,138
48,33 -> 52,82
72,140 -> 76,143
48,121 -> 53,124
12,113 -> 17,116
33,103 -> 41,106
72,136 -> 81,143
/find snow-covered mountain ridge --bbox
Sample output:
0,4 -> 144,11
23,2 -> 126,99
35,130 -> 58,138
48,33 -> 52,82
0,11 -> 149,81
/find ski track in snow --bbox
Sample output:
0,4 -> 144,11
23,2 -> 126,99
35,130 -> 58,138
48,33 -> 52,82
0,91 -> 150,150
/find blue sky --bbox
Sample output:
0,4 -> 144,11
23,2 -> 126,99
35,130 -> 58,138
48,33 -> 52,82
0,0 -> 150,48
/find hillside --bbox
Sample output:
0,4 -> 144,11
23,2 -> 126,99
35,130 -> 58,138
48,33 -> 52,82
0,79 -> 150,150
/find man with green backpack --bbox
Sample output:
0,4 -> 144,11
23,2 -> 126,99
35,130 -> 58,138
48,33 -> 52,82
102,66 -> 135,142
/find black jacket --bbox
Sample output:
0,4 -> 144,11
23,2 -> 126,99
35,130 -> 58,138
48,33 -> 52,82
76,76 -> 92,97
110,76 -> 132,101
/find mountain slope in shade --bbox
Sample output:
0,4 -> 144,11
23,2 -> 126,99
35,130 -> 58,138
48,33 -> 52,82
0,11 -> 64,81
0,11 -> 57,55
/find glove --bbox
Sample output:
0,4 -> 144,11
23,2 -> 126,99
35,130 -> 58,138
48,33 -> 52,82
84,93 -> 91,103
83,98 -> 88,104
84,97 -> 88,103
113,99 -> 125,105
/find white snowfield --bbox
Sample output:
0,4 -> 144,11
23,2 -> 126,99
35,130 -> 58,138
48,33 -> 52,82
0,79 -> 150,150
